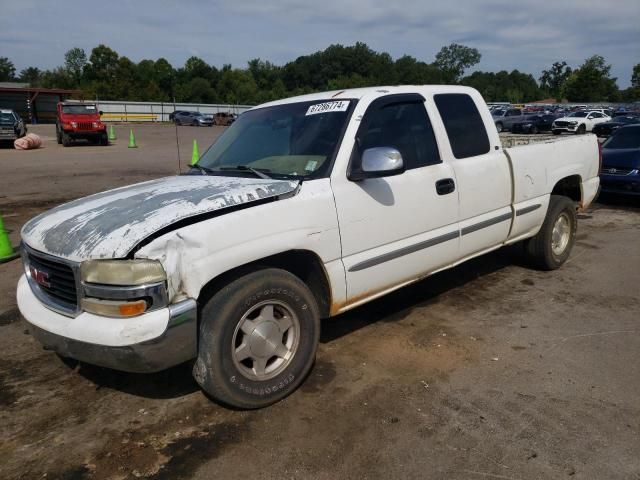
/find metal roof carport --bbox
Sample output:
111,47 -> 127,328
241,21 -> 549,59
0,85 -> 81,124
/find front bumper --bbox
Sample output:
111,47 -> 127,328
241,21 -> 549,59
17,275 -> 198,372
65,130 -> 106,139
600,171 -> 640,195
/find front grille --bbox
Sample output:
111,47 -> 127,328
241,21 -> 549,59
601,167 -> 635,176
26,250 -> 78,310
77,122 -> 93,130
554,121 -> 569,127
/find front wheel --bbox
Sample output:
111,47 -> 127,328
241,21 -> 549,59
193,268 -> 320,409
576,124 -> 586,134
530,125 -> 539,134
552,130 -> 561,135
523,195 -> 577,270
62,132 -> 71,147
495,122 -> 504,133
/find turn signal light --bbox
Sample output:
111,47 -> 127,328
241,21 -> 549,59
81,298 -> 148,318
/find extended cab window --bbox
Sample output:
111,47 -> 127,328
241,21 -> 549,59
354,97 -> 440,170
434,93 -> 490,159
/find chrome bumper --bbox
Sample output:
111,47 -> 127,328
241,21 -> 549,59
26,298 -> 198,373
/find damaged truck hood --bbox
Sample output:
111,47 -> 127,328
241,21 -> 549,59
21,175 -> 299,262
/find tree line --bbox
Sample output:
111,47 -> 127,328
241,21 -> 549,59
1,43 -> 638,104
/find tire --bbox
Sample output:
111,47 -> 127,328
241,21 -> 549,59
553,130 -> 561,135
62,132 -> 71,147
530,125 -> 539,134
576,124 -> 586,134
56,128 -> 62,144
193,268 -> 320,409
523,195 -> 577,270
495,122 -> 504,133
100,132 -> 108,146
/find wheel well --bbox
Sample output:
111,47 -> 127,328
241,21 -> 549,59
551,175 -> 582,204
198,250 -> 332,318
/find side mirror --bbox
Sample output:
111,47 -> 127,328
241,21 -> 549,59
349,147 -> 404,181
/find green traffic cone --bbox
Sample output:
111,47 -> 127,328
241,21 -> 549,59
108,124 -> 116,141
128,129 -> 137,148
191,139 -> 200,165
0,216 -> 19,264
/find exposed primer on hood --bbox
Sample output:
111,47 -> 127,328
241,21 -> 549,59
21,175 -> 299,262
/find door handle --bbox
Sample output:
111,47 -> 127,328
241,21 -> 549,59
436,178 -> 455,195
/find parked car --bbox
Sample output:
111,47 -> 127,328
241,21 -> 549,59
599,125 -> 640,195
17,85 -> 600,409
168,110 -> 188,121
214,112 -> 236,126
492,107 -> 525,132
552,111 -> 611,135
592,115 -> 640,137
174,111 -> 214,126
0,109 -> 27,142
56,102 -> 108,146
511,114 -> 557,134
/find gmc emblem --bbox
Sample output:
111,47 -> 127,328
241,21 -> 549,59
29,266 -> 51,288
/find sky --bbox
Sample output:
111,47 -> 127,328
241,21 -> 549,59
2,0 -> 639,88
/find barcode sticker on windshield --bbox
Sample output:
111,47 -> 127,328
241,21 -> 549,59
306,101 -> 350,116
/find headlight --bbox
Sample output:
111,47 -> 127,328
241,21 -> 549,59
71,121 -> 78,128
81,259 -> 166,286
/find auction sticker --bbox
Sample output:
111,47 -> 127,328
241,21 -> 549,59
306,101 -> 350,116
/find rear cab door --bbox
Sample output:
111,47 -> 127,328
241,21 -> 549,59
430,90 -> 513,259
331,92 -> 460,308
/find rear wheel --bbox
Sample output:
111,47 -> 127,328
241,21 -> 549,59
193,268 -> 320,409
530,125 -> 539,134
495,122 -> 504,133
523,195 -> 577,270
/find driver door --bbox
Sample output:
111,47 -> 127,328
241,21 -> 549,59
331,94 -> 460,305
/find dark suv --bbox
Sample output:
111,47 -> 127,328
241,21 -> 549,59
0,109 -> 27,143
214,112 -> 236,126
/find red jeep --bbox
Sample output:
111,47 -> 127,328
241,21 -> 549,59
56,102 -> 108,146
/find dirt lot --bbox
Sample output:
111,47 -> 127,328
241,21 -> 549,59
1,124 -> 639,479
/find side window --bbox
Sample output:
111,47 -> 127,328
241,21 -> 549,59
434,93 -> 491,159
356,100 -> 441,170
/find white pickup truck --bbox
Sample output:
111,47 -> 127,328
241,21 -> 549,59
17,86 -> 600,408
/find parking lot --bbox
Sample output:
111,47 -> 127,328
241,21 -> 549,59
1,124 -> 639,479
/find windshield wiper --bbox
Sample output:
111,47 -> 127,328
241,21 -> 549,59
188,164 -> 217,175
219,165 -> 272,179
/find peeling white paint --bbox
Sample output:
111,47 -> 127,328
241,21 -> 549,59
21,175 -> 299,262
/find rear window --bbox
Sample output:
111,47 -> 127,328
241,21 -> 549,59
602,127 -> 640,150
434,93 -> 490,159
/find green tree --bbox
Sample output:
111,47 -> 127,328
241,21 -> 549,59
0,57 -> 16,81
539,61 -> 572,101
434,44 -> 481,83
632,63 -> 640,88
64,48 -> 87,86
564,55 -> 618,102
19,67 -> 42,86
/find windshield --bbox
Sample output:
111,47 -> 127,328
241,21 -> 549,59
0,112 -> 15,124
62,104 -> 98,115
197,100 -> 354,179
602,127 -> 640,150
568,112 -> 588,118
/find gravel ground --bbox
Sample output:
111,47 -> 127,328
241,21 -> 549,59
0,124 -> 638,479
